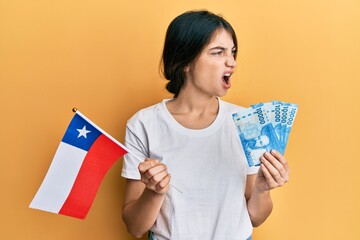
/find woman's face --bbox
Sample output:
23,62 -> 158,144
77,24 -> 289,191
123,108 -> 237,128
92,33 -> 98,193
184,28 -> 237,98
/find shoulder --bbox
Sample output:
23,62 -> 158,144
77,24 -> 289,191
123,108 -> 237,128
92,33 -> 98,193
126,100 -> 166,129
219,99 -> 247,115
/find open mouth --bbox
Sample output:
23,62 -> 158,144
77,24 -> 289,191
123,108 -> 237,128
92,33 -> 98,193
222,73 -> 232,86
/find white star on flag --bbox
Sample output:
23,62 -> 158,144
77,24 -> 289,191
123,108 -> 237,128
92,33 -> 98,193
77,125 -> 91,138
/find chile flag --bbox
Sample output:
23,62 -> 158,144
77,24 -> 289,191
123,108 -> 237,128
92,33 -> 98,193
30,111 -> 128,219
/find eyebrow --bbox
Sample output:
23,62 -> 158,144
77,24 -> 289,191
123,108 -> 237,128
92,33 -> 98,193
209,46 -> 236,51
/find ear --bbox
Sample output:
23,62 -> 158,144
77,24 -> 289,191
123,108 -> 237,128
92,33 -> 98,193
183,64 -> 190,73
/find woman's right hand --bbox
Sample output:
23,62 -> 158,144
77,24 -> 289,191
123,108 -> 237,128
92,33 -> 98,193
138,158 -> 171,194
123,159 -> 170,237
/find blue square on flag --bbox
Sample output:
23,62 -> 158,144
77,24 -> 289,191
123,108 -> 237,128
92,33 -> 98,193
62,114 -> 102,151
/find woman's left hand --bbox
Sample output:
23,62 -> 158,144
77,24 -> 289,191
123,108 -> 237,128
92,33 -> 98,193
255,149 -> 290,192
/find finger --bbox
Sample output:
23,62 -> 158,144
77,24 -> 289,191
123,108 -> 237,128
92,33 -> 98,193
260,156 -> 286,186
144,163 -> 168,179
260,163 -> 278,189
263,152 -> 287,179
138,158 -> 159,173
271,150 -> 289,171
149,169 -> 169,185
156,174 -> 171,192
271,150 -> 290,182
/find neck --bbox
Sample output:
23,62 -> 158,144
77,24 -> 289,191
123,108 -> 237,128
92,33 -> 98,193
170,91 -> 219,114
165,94 -> 220,130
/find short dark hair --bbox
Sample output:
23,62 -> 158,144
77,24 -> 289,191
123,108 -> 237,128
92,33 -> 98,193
161,10 -> 238,97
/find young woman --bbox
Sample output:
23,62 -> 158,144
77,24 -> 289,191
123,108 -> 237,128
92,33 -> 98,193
121,10 -> 289,240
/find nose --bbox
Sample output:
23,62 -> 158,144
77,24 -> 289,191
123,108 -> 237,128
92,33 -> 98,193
226,55 -> 236,68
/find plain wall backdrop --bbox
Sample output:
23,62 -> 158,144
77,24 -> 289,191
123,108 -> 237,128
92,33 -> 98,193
1,0 -> 359,239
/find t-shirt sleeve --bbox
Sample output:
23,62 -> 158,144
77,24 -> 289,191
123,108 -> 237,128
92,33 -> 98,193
247,165 -> 260,175
121,121 -> 149,180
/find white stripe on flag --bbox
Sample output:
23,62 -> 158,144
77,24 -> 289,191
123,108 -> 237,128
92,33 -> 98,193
30,142 -> 87,213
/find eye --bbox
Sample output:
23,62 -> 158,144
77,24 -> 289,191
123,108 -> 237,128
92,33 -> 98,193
212,51 -> 223,56
231,49 -> 237,56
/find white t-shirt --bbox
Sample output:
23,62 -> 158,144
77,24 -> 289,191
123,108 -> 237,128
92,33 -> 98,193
122,99 -> 259,240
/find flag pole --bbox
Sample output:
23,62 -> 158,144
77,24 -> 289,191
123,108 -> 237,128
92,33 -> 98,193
71,107 -> 183,193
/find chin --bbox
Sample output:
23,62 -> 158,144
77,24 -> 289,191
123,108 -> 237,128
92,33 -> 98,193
217,90 -> 228,98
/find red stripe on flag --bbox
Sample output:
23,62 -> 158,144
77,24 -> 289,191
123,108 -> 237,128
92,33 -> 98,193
59,134 -> 127,219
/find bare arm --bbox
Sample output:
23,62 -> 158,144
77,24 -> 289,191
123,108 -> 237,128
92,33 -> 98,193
245,150 -> 289,227
245,174 -> 273,227
122,159 -> 171,238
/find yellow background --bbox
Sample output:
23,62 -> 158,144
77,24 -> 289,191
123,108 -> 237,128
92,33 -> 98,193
1,0 -> 359,239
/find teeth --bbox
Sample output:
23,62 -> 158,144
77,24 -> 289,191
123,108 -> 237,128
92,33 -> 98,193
224,73 -> 231,77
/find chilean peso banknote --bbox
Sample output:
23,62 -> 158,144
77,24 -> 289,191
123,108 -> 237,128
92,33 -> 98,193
233,101 -> 298,167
